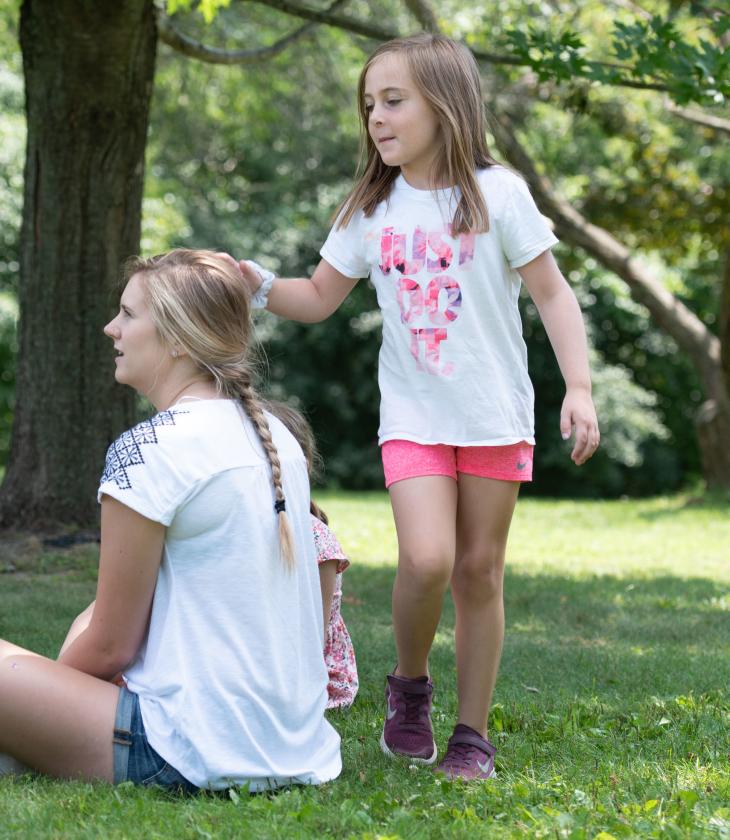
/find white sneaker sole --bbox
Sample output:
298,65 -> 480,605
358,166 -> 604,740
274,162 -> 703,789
379,730 -> 438,765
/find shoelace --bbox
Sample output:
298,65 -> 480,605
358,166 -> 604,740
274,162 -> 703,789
402,691 -> 430,727
443,741 -> 479,768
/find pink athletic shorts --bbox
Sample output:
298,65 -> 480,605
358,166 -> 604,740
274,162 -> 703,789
381,439 -> 534,488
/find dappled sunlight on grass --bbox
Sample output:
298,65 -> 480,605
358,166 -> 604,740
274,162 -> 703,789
508,496 -> 730,581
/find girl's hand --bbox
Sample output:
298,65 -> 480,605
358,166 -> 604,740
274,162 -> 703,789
560,388 -> 600,465
237,259 -> 266,296
217,252 -> 264,294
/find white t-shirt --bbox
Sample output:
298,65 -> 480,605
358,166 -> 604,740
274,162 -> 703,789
98,399 -> 341,791
320,166 -> 558,446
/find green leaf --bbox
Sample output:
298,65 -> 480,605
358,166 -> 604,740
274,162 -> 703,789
677,790 -> 699,807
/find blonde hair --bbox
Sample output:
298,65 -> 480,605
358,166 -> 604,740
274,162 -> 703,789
264,400 -> 329,525
123,249 -> 295,569
338,33 -> 498,235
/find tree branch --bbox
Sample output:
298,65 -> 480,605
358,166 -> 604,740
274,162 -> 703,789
246,0 -> 547,65
155,0 -> 345,64
248,0 -> 679,93
245,0 -> 407,42
488,112 -> 724,398
666,102 -> 730,136
402,0 -> 438,32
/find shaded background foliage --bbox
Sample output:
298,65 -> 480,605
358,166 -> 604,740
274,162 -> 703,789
0,0 -> 727,495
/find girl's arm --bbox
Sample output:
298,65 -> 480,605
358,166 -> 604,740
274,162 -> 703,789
57,496 -> 164,680
238,258 -> 359,323
58,600 -> 96,657
318,559 -> 338,648
518,250 -> 600,466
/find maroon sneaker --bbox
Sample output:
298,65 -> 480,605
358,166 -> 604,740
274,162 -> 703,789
380,673 -> 437,764
435,723 -> 496,781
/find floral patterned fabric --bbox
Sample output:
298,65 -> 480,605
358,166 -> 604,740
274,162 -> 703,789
312,515 -> 358,709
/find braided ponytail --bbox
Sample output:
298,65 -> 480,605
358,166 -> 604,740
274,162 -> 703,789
237,381 -> 295,570
263,399 -> 329,527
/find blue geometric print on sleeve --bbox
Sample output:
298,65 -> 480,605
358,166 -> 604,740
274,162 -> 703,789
101,409 -> 189,491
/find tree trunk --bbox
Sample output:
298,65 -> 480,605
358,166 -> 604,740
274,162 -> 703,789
720,246 -> 730,399
490,113 -> 730,491
696,393 -> 730,490
702,246 -> 730,489
0,0 -> 157,529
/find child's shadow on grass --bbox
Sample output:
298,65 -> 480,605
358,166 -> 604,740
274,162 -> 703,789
344,565 -> 729,705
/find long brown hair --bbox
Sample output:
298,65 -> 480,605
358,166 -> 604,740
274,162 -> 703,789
337,33 -> 498,235
123,249 -> 296,568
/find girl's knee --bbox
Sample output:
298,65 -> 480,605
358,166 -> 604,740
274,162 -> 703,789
397,547 -> 453,593
451,549 -> 505,601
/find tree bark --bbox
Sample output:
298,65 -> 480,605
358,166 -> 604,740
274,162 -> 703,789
0,0 -> 158,529
721,246 -> 730,399
489,113 -> 730,490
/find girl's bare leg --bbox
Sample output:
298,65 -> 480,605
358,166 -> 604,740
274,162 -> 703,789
451,475 -> 520,735
389,476 -> 458,678
0,639 -> 119,782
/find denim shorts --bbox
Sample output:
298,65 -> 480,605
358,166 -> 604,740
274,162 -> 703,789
113,686 -> 199,794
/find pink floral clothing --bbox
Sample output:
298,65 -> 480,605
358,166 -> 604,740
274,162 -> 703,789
312,515 -> 358,709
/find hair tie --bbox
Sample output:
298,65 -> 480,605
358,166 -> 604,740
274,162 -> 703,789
274,498 -> 286,514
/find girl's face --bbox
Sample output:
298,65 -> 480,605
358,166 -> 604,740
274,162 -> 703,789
104,273 -> 172,396
364,53 -> 442,189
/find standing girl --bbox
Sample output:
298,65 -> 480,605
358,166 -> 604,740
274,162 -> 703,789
239,34 -> 599,780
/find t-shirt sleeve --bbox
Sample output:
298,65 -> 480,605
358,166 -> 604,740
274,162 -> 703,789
497,173 -> 559,269
97,411 -> 195,526
311,515 -> 350,573
319,208 -> 370,279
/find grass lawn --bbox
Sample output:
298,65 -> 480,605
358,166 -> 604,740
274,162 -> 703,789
1,492 -> 728,838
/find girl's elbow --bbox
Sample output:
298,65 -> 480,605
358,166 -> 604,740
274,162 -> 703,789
92,637 -> 138,678
297,304 -> 336,324
298,312 -> 328,325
